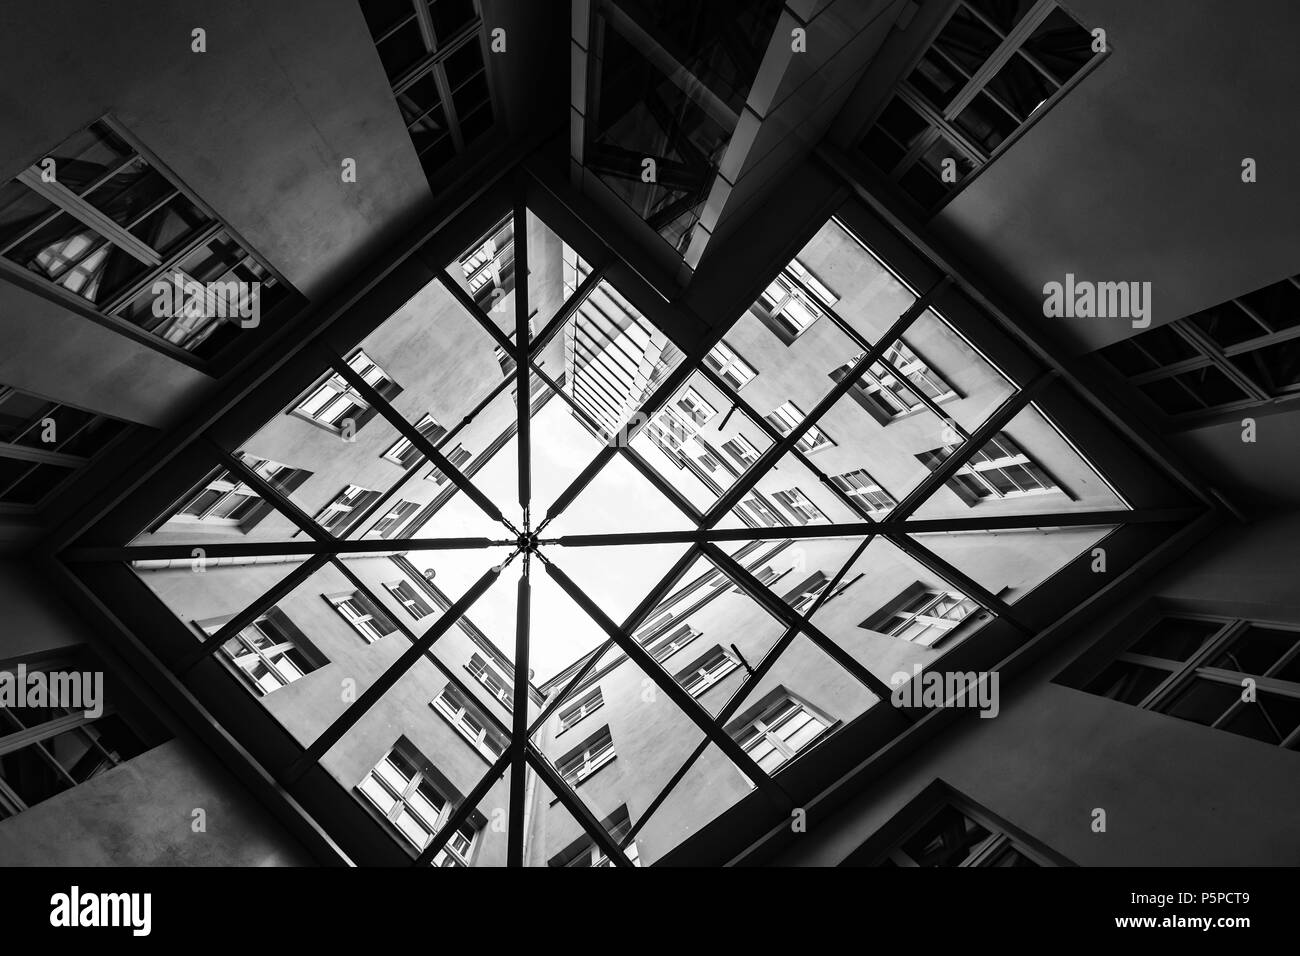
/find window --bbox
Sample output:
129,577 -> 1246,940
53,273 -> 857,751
426,443 -> 471,484
0,119 -> 292,355
467,653 -> 513,710
1067,615 -> 1300,751
676,647 -> 740,697
917,431 -> 1057,504
833,341 -> 957,423
863,583 -> 980,647
385,579 -> 435,619
556,726 -> 616,787
753,258 -> 837,343
0,383 -> 127,508
294,351 -> 398,432
705,341 -> 757,390
461,214 -> 515,311
730,693 -> 832,773
201,610 -> 325,695
1099,274 -> 1300,417
765,400 -> 834,454
357,739 -> 476,864
432,687 -> 507,761
674,387 -> 718,426
548,806 -> 641,867
782,571 -> 831,614
877,799 -> 1054,867
771,487 -> 826,526
0,660 -> 146,820
371,499 -> 420,538
172,459 -> 309,529
642,623 -> 700,664
357,0 -> 495,179
314,485 -> 383,535
737,492 -> 788,528
831,468 -> 896,515
328,591 -> 398,643
383,414 -> 446,467
721,434 -> 761,469
859,1 -> 1100,211
557,687 -> 604,734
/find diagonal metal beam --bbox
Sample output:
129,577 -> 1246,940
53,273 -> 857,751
539,553 -> 794,812
538,507 -> 1197,550
436,268 -> 518,358
66,535 -> 510,563
329,352 -> 514,532
525,745 -> 633,867
507,552 -> 531,866
702,278 -> 950,528
891,368 -> 1056,520
281,560 -> 511,785
177,553 -> 332,672
703,542 -> 898,704
527,257 -> 609,359
514,192 -> 532,528
413,750 -> 510,866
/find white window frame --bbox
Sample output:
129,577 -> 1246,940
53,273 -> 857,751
831,468 -> 896,515
765,400 -> 834,454
383,413 -> 444,467
756,258 -> 837,341
556,726 -> 615,787
356,743 -> 475,865
204,613 -> 321,696
677,647 -> 740,697
557,687 -> 605,734
705,341 -> 757,390
643,623 -> 700,664
721,434 -> 761,469
734,695 -> 832,773
295,351 -> 393,430
467,653 -> 513,711
384,579 -> 434,619
432,687 -> 506,762
328,592 -> 397,644
314,484 -> 380,534
771,487 -> 826,525
878,587 -> 980,646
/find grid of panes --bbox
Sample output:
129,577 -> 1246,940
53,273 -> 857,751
357,0 -> 495,179
868,586 -> 979,646
1074,615 -> 1300,750
203,614 -> 323,695
1098,274 -> 1300,417
918,432 -> 1056,502
0,120 -> 290,355
733,695 -> 830,773
357,742 -> 476,865
0,665 -> 146,819
859,0 -> 1100,210
0,383 -> 127,508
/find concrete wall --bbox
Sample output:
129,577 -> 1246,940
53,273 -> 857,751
0,739 -> 313,866
0,559 -> 312,865
767,510 -> 1300,866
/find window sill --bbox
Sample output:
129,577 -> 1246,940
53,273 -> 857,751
548,755 -> 617,805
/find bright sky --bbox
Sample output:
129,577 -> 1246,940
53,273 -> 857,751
411,397 -> 693,683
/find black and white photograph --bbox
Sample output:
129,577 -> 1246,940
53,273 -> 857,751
0,0 -> 1292,936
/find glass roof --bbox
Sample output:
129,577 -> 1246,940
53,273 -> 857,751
100,194 -> 1149,867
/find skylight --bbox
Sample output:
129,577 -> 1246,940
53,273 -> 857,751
62,182 -> 1188,869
